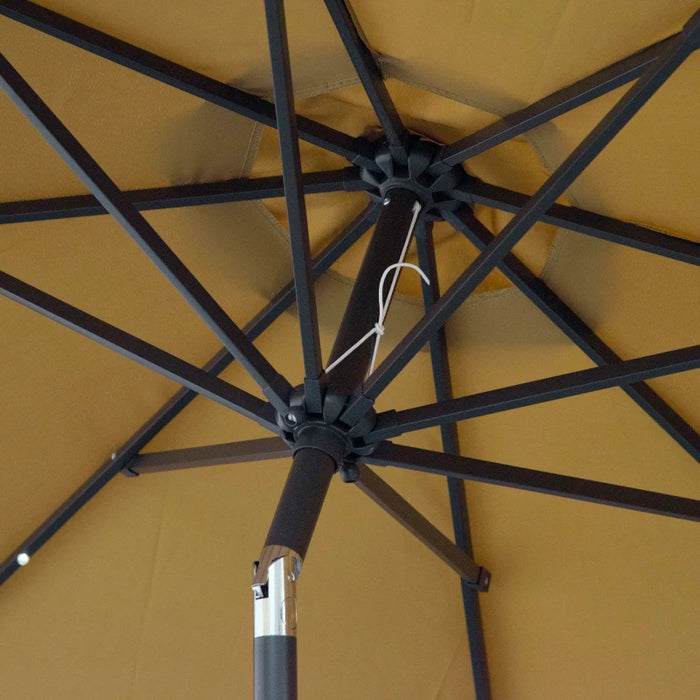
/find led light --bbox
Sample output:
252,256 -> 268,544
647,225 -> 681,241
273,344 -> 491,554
16,552 -> 30,566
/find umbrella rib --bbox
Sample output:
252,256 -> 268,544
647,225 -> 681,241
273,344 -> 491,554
0,203 -> 378,586
0,168 -> 369,225
414,223 -> 492,700
437,32 -> 679,166
0,0 -> 370,166
0,269 -> 279,430
353,464 -> 487,587
340,19 -> 699,425
460,179 -> 700,266
0,50 -> 294,413
127,437 -> 292,474
323,0 -> 406,149
367,345 -> 700,442
264,0 -> 324,410
366,443 -> 700,522
444,207 -> 700,462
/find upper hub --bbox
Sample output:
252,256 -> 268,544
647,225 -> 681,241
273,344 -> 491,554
359,134 -> 467,216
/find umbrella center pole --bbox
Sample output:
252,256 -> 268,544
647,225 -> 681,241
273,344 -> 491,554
253,186 -> 428,698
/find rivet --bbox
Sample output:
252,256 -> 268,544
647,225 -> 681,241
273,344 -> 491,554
383,196 -> 391,206
285,412 -> 298,425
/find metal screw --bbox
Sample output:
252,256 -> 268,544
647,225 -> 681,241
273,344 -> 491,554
383,196 -> 391,206
285,412 -> 298,425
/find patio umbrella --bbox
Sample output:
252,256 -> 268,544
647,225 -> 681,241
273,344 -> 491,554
0,1 -> 698,698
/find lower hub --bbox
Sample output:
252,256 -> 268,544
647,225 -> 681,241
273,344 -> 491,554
277,386 -> 378,469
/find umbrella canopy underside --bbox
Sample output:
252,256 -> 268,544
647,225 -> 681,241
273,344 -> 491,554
0,1 -> 698,698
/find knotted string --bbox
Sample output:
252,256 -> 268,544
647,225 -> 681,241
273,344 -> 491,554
325,261 -> 430,375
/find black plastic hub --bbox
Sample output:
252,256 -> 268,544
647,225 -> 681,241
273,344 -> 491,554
276,386 -> 378,471
359,134 -> 468,217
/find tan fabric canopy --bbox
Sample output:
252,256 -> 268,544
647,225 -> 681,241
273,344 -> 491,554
1,1 -> 698,698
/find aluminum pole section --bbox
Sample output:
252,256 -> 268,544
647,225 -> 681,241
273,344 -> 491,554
253,554 -> 300,700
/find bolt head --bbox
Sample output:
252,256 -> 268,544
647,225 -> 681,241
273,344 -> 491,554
382,196 -> 391,206
284,412 -> 298,425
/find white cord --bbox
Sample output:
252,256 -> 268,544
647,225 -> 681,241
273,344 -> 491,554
325,198 -> 429,377
324,261 -> 430,374
368,262 -> 430,373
